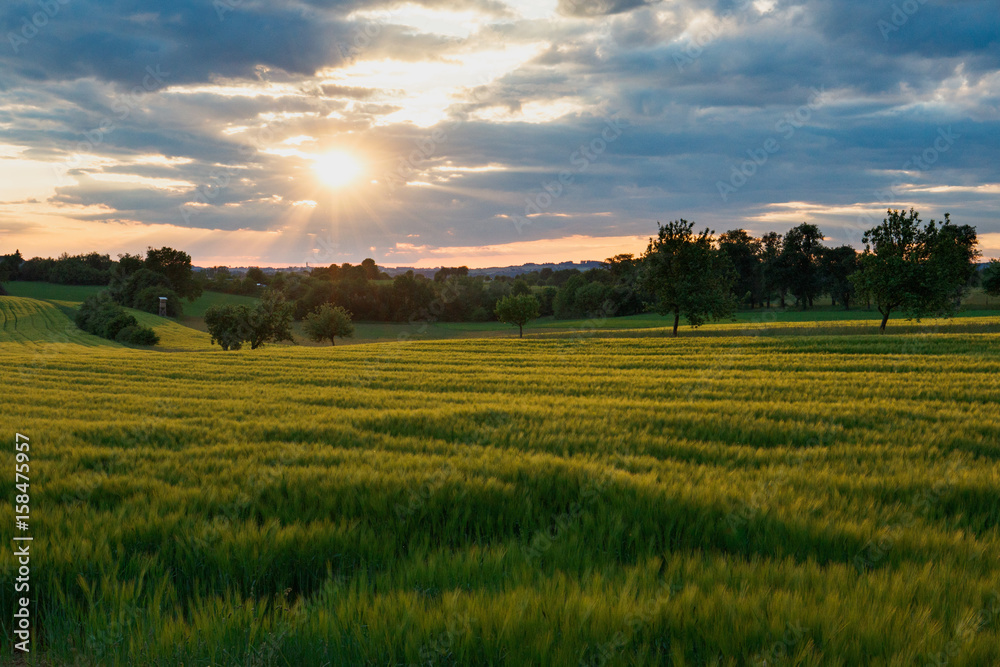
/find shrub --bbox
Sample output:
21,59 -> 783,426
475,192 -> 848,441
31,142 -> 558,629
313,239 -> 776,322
75,292 -> 121,332
115,325 -> 160,346
103,311 -> 139,340
75,291 -> 159,346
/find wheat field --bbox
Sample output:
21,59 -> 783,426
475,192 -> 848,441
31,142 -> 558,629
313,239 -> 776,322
1,294 -> 999,665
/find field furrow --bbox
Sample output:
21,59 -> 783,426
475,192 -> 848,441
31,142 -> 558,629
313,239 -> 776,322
1,329 -> 999,665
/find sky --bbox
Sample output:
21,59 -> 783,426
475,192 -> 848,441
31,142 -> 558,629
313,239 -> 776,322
0,0 -> 998,268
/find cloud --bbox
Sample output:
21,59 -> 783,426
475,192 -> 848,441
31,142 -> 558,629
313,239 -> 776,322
0,0 -> 998,266
557,0 -> 661,18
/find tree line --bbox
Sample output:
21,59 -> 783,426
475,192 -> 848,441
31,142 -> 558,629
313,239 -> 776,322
200,212 -> 991,336
2,208 -> 997,343
0,246 -> 203,316
640,210 -> 987,335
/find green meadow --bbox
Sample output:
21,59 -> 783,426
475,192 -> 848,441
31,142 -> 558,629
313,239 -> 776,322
1,287 -> 999,665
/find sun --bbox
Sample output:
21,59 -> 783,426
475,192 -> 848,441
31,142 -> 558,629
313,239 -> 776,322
313,150 -> 363,188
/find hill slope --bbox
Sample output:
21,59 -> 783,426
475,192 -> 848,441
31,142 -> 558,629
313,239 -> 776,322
0,293 -> 213,351
0,296 -> 115,347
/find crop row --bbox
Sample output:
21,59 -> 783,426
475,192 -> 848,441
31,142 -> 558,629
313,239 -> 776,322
0,333 -> 998,664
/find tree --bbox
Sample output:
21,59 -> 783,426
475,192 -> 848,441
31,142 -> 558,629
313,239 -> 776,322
339,263 -> 369,283
820,245 -> 858,310
537,286 -> 558,316
134,286 -> 182,317
780,223 -> 824,309
205,304 -> 248,351
294,279 -> 336,320
19,257 -> 56,282
390,271 -> 435,321
361,258 -> 380,280
0,250 -> 23,282
929,220 -> 979,306
115,253 -> 145,279
760,232 -> 784,308
48,252 -> 113,285
75,292 -> 126,337
640,219 -> 735,337
553,274 -> 586,319
574,282 -> 610,316
602,254 -> 637,282
145,247 -> 202,300
304,304 -> 355,346
983,260 -> 1000,297
850,209 -> 979,333
494,294 -> 540,338
510,279 -> 532,296
601,253 -> 645,316
246,267 -> 267,285
718,230 -> 763,308
111,268 -> 170,309
206,266 -> 234,291
244,290 -> 295,350
434,266 -> 469,282
116,325 -> 159,346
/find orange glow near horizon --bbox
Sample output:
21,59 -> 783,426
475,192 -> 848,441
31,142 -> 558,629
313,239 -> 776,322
0,205 -> 652,268
5,205 -> 997,269
384,234 -> 651,269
